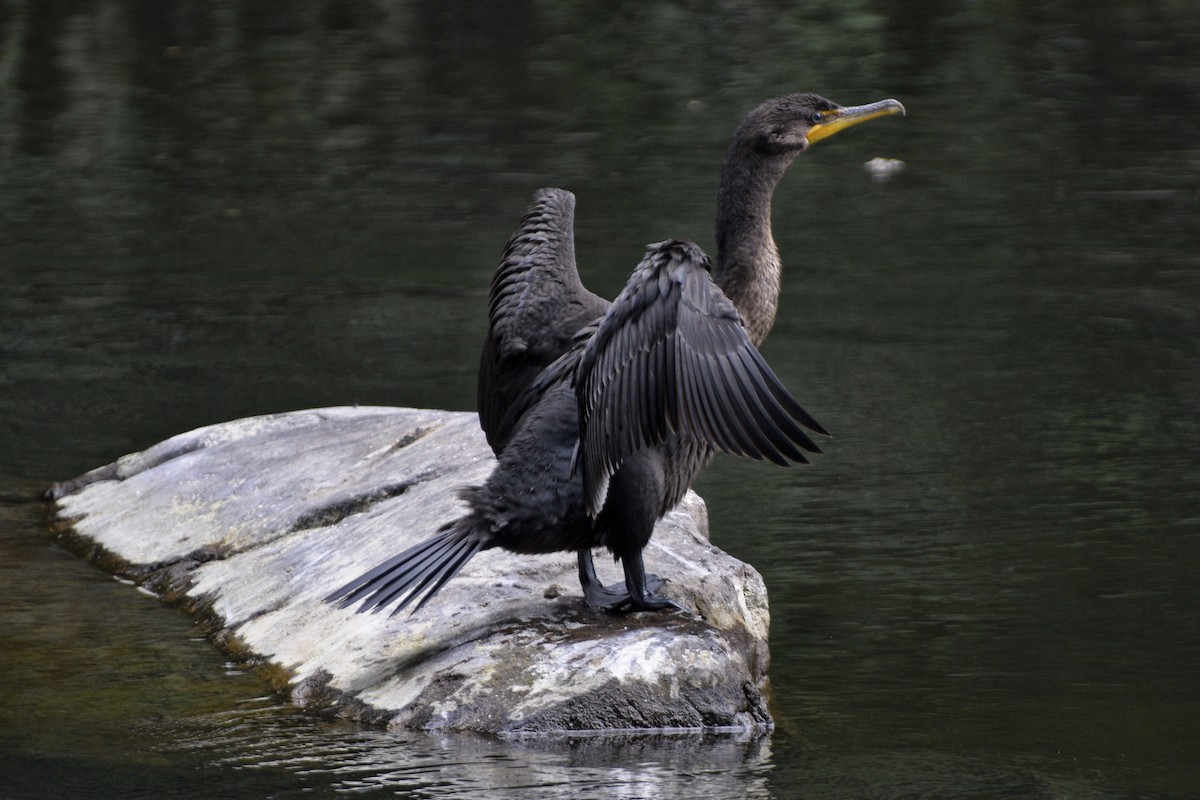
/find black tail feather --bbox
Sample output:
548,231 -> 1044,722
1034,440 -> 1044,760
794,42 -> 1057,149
352,531 -> 464,610
326,530 -> 457,609
394,535 -> 484,615
324,525 -> 484,616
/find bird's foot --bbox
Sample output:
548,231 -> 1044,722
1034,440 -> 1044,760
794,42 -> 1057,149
582,574 -> 667,612
613,588 -> 684,613
577,549 -> 682,613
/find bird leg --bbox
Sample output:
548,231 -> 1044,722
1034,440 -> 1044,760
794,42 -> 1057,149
619,550 -> 684,612
577,549 -> 668,611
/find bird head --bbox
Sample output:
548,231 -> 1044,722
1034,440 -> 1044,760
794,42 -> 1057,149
742,93 -> 906,156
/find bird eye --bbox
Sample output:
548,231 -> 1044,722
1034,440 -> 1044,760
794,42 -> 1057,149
810,111 -> 824,124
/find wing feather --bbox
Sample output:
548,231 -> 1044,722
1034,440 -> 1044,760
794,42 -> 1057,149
736,348 -> 823,455
478,188 -> 609,453
715,352 -> 790,465
574,239 -> 828,516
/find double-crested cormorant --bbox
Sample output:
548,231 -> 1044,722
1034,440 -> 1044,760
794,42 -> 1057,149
327,93 -> 904,615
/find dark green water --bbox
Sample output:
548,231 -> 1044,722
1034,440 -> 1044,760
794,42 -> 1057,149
3,2 -> 1199,798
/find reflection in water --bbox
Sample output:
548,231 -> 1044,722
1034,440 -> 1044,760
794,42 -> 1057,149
2,2 -> 1199,799
165,702 -> 772,798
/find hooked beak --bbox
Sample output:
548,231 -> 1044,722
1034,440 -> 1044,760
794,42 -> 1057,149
806,98 -> 906,145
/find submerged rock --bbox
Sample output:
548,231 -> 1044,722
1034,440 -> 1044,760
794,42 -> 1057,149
50,407 -> 773,734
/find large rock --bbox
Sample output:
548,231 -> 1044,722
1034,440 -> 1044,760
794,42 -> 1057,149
50,407 -> 773,733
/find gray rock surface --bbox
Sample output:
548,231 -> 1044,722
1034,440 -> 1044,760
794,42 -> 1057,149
51,406 -> 773,734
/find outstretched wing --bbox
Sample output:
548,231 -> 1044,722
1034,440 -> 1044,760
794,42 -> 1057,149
574,239 -> 828,516
478,188 -> 610,453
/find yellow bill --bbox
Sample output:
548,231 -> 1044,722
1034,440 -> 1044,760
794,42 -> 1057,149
807,98 -> 906,145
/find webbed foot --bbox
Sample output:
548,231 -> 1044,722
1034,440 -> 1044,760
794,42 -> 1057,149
577,550 -> 667,611
620,548 -> 685,613
613,589 -> 684,613
584,576 -> 671,611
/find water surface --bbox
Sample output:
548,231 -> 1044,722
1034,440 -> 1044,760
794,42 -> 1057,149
2,2 -> 1198,798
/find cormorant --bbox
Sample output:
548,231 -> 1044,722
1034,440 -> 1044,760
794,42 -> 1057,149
327,93 -> 904,615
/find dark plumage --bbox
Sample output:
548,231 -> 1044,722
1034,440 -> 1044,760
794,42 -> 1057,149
573,241 -> 825,518
327,93 -> 904,615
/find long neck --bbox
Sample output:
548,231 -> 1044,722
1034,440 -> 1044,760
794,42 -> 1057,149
713,145 -> 796,347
